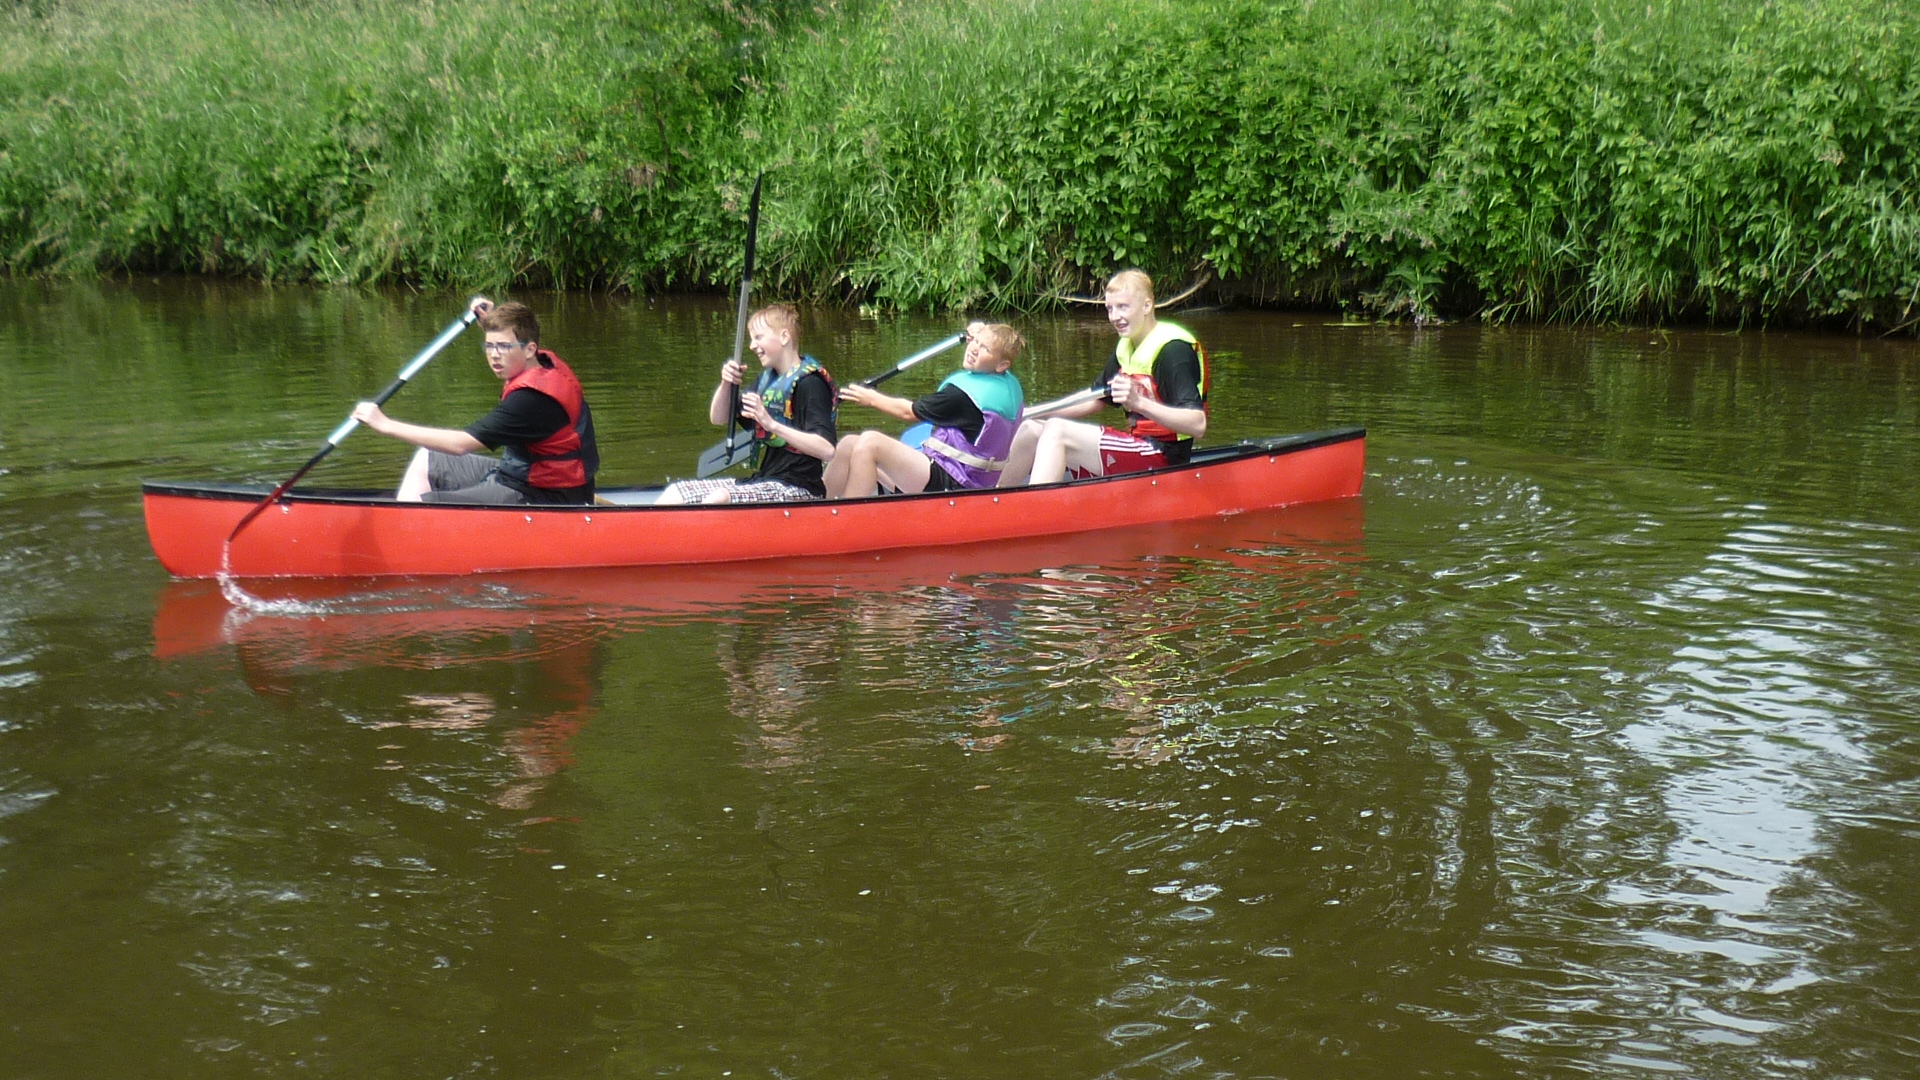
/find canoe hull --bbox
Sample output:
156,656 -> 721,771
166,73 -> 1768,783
144,427 -> 1364,579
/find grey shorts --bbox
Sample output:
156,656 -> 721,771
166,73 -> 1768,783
420,451 -> 530,505
661,477 -> 816,504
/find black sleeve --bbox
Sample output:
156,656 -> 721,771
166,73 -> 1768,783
1092,357 -> 1120,400
1150,341 -> 1205,410
910,385 -> 986,443
787,371 -> 838,444
465,388 -> 570,450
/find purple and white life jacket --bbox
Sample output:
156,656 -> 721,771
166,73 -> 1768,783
921,369 -> 1025,489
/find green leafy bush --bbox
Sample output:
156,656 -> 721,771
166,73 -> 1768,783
3,0 -> 1917,329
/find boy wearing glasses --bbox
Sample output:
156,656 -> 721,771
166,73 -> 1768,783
351,297 -> 599,505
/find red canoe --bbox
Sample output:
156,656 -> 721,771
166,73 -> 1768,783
142,427 -> 1364,579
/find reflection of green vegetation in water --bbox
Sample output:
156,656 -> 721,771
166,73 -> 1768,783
4,0 -> 1920,328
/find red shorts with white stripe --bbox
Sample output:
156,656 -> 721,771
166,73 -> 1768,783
1068,429 -> 1167,479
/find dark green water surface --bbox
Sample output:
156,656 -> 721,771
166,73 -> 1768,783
2,279 -> 1918,1078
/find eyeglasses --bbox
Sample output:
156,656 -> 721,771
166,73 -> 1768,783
481,341 -> 530,354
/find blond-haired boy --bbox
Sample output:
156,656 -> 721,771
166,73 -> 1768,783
826,322 -> 1026,499
658,303 -> 838,505
997,271 -> 1207,486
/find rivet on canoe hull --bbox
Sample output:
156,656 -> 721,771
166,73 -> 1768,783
584,515 -> 592,522
783,510 -> 790,518
525,515 -> 532,523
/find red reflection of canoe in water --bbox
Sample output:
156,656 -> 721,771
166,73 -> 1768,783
142,428 -> 1363,579
154,499 -> 1364,794
151,497 -> 1365,662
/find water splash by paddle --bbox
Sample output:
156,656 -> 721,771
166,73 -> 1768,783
215,540 -> 549,621
217,539 -> 335,616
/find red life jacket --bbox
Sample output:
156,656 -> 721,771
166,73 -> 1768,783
497,351 -> 597,490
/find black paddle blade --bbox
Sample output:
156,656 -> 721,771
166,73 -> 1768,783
742,173 -> 763,280
695,432 -> 757,478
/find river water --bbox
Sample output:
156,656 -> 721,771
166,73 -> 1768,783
2,278 -> 1916,1078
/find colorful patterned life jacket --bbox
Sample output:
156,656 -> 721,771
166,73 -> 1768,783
1114,320 -> 1208,443
922,369 -> 1025,489
497,351 -> 598,490
751,355 -> 836,457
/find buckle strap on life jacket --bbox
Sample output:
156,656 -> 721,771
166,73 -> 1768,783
922,438 -> 1007,471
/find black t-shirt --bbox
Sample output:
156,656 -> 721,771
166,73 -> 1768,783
753,370 -> 838,496
1095,338 -> 1206,466
465,387 -> 593,504
466,387 -> 570,449
910,384 -> 987,443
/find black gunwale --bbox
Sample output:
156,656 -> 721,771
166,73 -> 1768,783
142,426 -> 1365,509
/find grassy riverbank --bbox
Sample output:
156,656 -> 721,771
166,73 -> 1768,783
4,0 -> 1917,328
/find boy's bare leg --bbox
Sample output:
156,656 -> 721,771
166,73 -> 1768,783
996,419 -> 1045,488
867,436 -> 935,496
839,431 -> 933,499
397,448 -> 433,502
1029,418 -> 1104,485
822,433 -> 864,499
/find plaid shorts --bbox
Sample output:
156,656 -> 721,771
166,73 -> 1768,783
661,477 -> 817,504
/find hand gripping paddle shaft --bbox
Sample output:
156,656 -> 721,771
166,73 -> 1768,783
225,305 -> 480,544
699,174 -> 766,479
697,331 -> 966,476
